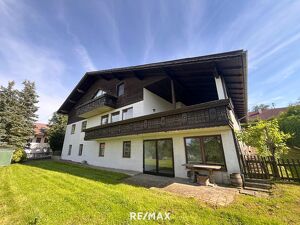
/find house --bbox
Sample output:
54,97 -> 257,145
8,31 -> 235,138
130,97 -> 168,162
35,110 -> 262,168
25,123 -> 50,153
248,107 -> 287,122
58,50 -> 248,184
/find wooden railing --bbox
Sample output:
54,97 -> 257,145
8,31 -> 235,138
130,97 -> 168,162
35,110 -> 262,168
241,155 -> 300,182
84,99 -> 232,140
76,94 -> 117,117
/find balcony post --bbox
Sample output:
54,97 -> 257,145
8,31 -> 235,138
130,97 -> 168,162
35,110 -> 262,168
170,79 -> 176,109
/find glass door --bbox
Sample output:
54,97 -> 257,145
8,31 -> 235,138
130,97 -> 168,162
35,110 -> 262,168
157,139 -> 174,176
143,139 -> 174,177
144,140 -> 157,174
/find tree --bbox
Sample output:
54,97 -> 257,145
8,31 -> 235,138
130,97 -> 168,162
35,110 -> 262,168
237,120 -> 291,157
0,81 -> 39,148
47,112 -> 67,152
252,104 -> 270,112
237,119 -> 291,177
278,105 -> 300,147
19,80 -> 39,143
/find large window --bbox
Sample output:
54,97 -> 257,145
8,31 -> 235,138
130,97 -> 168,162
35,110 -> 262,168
111,112 -> 120,123
93,89 -> 106,99
122,107 -> 133,120
123,141 -> 131,158
36,137 -> 41,143
68,145 -> 72,155
117,83 -> 124,96
71,124 -> 76,134
99,143 -> 105,157
81,121 -> 87,132
78,144 -> 83,156
101,115 -> 109,125
184,136 -> 225,167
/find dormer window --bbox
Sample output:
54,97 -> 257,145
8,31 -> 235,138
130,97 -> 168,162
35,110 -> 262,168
117,83 -> 124,96
93,89 -> 106,99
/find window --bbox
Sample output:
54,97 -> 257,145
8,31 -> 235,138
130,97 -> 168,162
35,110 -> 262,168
122,107 -> 133,120
71,124 -> 76,134
44,138 -> 48,143
101,115 -> 109,125
93,89 -> 106,99
36,137 -> 41,143
99,143 -> 105,157
68,145 -> 72,155
111,112 -> 120,123
81,121 -> 87,132
184,135 -> 225,167
78,144 -> 83,156
123,141 -> 131,158
117,83 -> 124,96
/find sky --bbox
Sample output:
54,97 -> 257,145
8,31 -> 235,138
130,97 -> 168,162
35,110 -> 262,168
1,0 -> 300,123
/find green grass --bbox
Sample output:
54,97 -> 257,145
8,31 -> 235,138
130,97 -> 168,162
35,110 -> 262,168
0,161 -> 300,225
283,147 -> 300,159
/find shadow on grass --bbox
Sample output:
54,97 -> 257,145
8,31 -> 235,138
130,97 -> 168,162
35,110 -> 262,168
23,160 -> 129,185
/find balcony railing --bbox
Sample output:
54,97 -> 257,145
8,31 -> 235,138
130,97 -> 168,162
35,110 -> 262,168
84,99 -> 232,140
76,94 -> 117,118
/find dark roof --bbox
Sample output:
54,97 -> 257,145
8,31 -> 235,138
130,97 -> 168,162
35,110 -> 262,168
248,108 -> 287,121
58,50 -> 248,120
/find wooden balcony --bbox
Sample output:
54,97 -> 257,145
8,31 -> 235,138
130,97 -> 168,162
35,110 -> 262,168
76,94 -> 117,118
84,99 -> 233,140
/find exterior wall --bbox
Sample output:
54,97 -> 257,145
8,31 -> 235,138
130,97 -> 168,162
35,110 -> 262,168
143,88 -> 173,114
214,76 -> 226,100
61,125 -> 240,184
32,135 -> 47,143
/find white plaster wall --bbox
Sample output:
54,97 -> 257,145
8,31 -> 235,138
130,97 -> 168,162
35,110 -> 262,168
62,125 -> 240,184
143,88 -> 173,114
214,76 -> 226,99
229,109 -> 241,131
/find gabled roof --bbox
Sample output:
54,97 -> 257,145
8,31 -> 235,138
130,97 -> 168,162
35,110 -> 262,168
248,107 -> 287,121
58,50 -> 248,120
34,123 -> 48,136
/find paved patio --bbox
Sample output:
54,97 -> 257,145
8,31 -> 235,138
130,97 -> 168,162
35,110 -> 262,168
124,174 -> 239,206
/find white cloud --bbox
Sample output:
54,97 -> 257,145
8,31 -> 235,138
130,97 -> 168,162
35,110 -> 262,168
0,0 -> 67,123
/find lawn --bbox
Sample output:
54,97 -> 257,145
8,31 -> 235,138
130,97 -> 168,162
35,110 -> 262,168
0,161 -> 300,225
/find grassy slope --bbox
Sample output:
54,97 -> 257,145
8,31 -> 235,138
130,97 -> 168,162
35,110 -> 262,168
0,161 -> 299,225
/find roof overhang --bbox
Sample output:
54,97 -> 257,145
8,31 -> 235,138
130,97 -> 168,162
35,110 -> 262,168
58,50 -> 248,121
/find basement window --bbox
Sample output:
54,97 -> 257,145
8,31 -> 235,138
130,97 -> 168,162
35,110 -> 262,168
99,143 -> 105,157
123,141 -> 131,158
68,145 -> 72,155
78,144 -> 83,156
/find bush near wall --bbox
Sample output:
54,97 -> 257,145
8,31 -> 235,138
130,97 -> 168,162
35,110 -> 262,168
11,149 -> 27,163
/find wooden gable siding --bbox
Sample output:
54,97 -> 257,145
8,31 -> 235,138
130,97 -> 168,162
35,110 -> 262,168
67,74 -> 166,124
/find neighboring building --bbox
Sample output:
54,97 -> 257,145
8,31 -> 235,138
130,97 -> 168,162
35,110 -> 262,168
58,50 -> 248,184
26,123 -> 50,153
248,107 -> 287,122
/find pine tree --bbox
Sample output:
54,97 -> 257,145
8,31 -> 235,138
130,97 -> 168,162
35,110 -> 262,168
0,81 -> 39,148
19,80 -> 39,144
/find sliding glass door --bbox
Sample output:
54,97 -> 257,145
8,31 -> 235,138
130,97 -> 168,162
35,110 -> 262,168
143,139 -> 174,177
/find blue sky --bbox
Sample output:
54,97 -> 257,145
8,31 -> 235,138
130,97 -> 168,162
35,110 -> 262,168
1,0 -> 300,123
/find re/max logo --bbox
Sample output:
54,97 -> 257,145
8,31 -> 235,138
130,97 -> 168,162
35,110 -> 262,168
129,212 -> 171,220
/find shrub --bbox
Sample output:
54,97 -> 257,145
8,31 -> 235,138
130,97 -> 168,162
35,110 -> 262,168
11,148 -> 27,163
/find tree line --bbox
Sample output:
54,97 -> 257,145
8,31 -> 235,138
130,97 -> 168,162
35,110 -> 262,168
0,81 -> 67,153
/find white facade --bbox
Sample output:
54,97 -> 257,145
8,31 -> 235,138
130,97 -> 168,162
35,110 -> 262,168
62,86 -> 242,184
